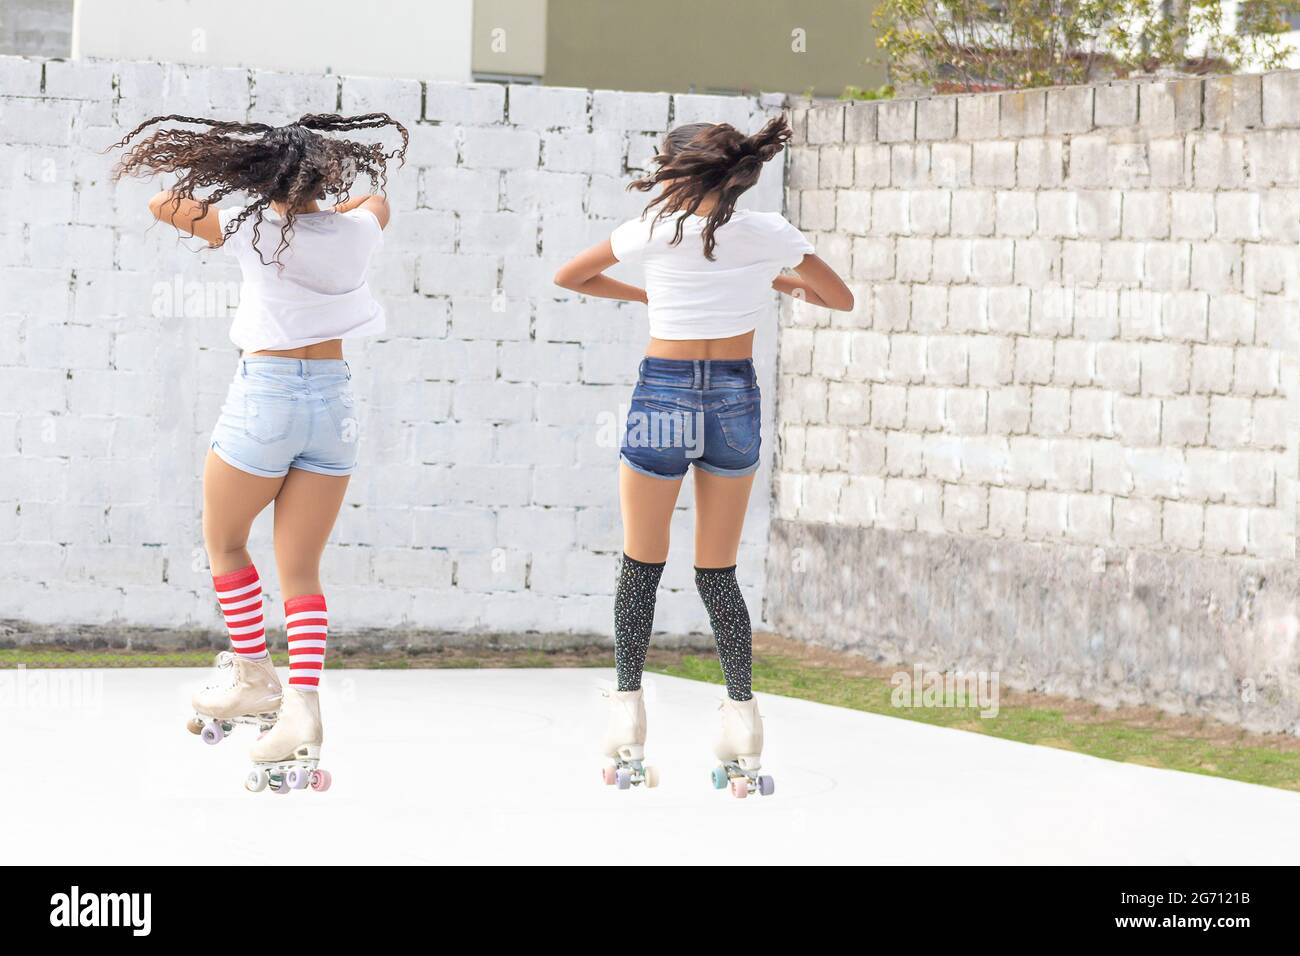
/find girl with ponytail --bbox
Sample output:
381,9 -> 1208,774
554,115 -> 853,796
112,112 -> 407,793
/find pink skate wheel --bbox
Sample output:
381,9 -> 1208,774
309,769 -> 332,792
730,778 -> 748,799
602,766 -> 617,786
200,722 -> 224,745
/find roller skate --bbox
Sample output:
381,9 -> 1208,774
600,688 -> 659,789
710,696 -> 774,799
187,651 -> 282,745
243,687 -> 332,795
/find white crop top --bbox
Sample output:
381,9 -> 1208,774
609,209 -> 813,340
218,206 -> 386,352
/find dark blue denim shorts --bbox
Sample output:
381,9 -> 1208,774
619,357 -> 761,481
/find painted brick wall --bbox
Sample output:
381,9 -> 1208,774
769,74 -> 1300,731
0,55 -> 786,638
779,75 -> 1298,558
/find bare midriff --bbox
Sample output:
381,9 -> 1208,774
644,330 -> 754,361
247,339 -> 344,360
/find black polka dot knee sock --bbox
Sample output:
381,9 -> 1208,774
614,553 -> 665,692
695,565 -> 752,701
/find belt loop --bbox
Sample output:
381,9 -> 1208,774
345,360 -> 352,380
703,359 -> 711,391
239,359 -> 247,378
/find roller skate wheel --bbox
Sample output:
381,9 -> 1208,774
200,722 -> 224,746
270,775 -> 291,795
615,769 -> 632,790
601,765 -> 617,786
758,774 -> 775,797
643,765 -> 660,789
730,778 -> 748,799
711,766 -> 728,790
309,769 -> 332,792
186,717 -> 204,735
245,769 -> 269,793
286,768 -> 310,790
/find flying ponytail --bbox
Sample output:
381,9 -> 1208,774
629,114 -> 792,260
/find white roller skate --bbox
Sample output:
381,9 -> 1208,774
711,696 -> 774,799
244,687 -> 332,795
600,688 -> 659,790
187,651 -> 282,745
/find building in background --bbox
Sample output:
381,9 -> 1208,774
38,0 -> 880,97
0,0 -> 72,56
484,0 -> 886,96
70,0 -> 475,81
10,0 -> 1299,93
471,0 -> 546,83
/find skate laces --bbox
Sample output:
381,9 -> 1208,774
200,651 -> 238,691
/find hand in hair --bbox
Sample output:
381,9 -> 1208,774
111,112 -> 408,264
332,193 -> 392,229
148,189 -> 225,247
630,114 -> 792,261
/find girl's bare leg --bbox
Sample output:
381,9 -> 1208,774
692,469 -> 756,568
202,451 -> 284,575
272,468 -> 351,599
619,462 -> 683,563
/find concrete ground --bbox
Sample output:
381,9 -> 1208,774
2,667 -> 1297,865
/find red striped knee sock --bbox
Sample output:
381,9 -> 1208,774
213,565 -> 267,659
285,594 -> 328,690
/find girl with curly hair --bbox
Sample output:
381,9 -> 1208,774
113,112 -> 407,793
554,115 -> 853,797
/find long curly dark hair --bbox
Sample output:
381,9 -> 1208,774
111,112 -> 409,265
629,115 -> 791,261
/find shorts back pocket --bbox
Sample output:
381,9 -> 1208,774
242,392 -> 293,444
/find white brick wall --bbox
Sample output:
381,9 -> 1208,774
780,75 -> 1300,560
0,55 -> 785,634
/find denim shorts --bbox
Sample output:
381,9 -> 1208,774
620,357 -> 761,481
210,357 -> 359,479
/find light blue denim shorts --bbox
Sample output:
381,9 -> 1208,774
210,357 -> 359,479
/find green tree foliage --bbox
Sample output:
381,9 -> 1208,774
874,0 -> 1300,90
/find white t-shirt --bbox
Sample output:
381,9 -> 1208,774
609,209 -> 814,340
218,206 -> 386,352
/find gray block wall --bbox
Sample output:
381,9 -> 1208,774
769,74 -> 1300,731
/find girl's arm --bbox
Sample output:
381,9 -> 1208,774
773,254 -> 855,311
553,240 -> 648,303
148,190 -> 223,246
334,194 -> 391,229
